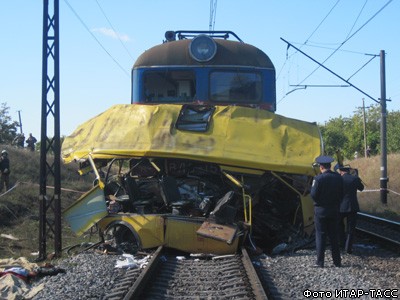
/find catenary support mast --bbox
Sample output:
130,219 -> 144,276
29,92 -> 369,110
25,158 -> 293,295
39,0 -> 62,260
380,50 -> 388,204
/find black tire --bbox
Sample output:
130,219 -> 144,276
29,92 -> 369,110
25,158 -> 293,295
103,223 -> 140,254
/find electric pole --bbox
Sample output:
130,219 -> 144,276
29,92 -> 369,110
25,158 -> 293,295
280,39 -> 389,205
39,0 -> 62,260
380,50 -> 388,204
17,110 -> 23,134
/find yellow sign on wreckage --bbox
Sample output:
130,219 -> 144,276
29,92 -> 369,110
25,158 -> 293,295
62,104 -> 321,176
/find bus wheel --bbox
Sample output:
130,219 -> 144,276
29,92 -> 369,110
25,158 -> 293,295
103,223 -> 140,254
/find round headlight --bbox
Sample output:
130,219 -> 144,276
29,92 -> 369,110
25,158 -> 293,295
189,35 -> 217,62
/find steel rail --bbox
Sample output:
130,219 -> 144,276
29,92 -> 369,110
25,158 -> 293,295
357,212 -> 400,247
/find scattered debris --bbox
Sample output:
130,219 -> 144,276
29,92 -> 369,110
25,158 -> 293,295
0,233 -> 19,241
115,254 -> 150,269
0,257 -> 65,299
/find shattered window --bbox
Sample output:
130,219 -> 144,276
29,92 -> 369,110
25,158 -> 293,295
175,105 -> 215,132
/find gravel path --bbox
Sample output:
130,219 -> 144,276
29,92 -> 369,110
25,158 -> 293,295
30,243 -> 399,300
255,244 -> 399,299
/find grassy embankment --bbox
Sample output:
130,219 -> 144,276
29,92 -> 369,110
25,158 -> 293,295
0,146 -> 399,259
348,153 -> 400,220
0,145 -> 93,259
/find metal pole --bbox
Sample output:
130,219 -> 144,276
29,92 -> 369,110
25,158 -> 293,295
39,0 -> 62,260
39,0 -> 49,261
380,50 -> 388,204
17,110 -> 23,134
362,99 -> 367,158
53,0 -> 62,256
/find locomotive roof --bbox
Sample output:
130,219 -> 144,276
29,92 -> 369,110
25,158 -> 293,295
133,39 -> 275,69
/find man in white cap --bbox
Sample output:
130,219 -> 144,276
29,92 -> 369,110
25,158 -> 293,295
310,155 -> 343,268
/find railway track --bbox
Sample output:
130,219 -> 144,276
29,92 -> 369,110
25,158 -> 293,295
356,212 -> 400,248
101,213 -> 398,300
104,246 -> 269,300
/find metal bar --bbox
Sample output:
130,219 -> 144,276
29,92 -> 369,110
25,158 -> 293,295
280,37 -> 379,103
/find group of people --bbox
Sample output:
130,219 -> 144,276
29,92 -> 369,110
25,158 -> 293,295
12,133 -> 37,152
0,133 -> 37,192
354,146 -> 371,159
310,155 -> 364,268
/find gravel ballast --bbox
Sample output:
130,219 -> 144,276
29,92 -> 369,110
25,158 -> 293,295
31,243 -> 399,300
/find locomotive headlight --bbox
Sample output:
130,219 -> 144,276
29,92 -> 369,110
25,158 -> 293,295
189,35 -> 217,62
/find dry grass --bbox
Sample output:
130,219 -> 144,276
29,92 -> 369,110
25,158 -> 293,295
344,153 -> 400,221
0,145 -> 94,259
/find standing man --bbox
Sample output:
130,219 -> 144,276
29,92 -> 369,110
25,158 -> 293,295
338,167 -> 364,254
26,133 -> 37,152
310,155 -> 343,268
0,150 -> 10,192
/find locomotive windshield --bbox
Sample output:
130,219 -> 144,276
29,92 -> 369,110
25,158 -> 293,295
143,70 -> 196,103
138,69 -> 262,104
132,31 -> 276,111
210,71 -> 262,103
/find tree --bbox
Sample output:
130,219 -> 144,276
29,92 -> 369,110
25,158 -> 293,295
0,102 -> 19,144
320,104 -> 400,159
387,110 -> 400,153
319,116 -> 349,157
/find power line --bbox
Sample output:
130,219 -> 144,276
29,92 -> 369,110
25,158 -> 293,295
343,0 -> 368,40
288,42 -> 377,56
94,0 -> 135,61
63,0 -> 129,77
295,0 -> 393,87
281,38 -> 379,103
304,0 -> 341,46
276,0 -> 340,81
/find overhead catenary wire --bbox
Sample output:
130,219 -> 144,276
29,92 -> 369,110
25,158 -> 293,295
276,0 -> 341,82
279,0 -> 393,103
295,0 -> 393,87
94,0 -> 135,61
63,0 -> 130,78
343,0 -> 368,41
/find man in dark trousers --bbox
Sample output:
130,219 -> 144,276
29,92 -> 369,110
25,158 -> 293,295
338,166 -> 364,254
310,155 -> 343,268
0,150 -> 10,192
26,133 -> 37,152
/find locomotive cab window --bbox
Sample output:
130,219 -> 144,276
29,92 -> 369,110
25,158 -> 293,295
210,71 -> 262,103
143,70 -> 196,103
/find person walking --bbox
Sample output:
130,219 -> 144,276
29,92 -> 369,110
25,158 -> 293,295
338,166 -> 364,254
310,155 -> 343,268
26,133 -> 37,152
0,150 -> 11,192
366,146 -> 371,158
12,133 -> 25,149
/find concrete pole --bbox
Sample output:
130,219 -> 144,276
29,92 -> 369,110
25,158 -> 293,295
380,50 -> 388,204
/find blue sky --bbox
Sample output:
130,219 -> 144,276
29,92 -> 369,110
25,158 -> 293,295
1,0 -> 399,139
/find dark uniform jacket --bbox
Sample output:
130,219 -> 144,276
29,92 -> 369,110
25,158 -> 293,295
0,156 -> 10,174
340,173 -> 364,213
311,170 -> 343,217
